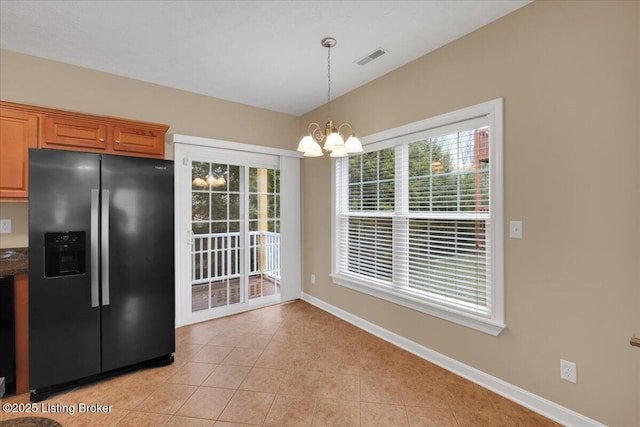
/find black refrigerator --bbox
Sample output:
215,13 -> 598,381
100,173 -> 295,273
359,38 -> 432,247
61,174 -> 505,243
28,148 -> 174,399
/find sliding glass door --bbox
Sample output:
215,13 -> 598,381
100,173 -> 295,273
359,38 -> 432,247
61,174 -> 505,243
248,167 -> 280,300
174,140 -> 299,326
191,162 -> 282,313
191,161 -> 243,311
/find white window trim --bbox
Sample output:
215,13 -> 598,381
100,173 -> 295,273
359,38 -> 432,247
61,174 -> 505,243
172,133 -> 304,159
331,98 -> 505,336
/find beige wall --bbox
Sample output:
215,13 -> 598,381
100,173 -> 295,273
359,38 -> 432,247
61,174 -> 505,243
300,1 -> 639,426
0,50 -> 299,150
0,203 -> 28,248
1,1 -> 638,425
0,49 -> 300,249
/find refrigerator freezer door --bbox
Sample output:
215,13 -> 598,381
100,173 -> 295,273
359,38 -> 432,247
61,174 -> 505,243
100,154 -> 175,372
29,149 -> 101,389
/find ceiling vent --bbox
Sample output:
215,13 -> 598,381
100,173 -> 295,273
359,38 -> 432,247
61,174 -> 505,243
356,47 -> 388,66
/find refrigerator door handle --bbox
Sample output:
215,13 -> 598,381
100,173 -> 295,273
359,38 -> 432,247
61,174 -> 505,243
101,189 -> 110,306
90,189 -> 100,307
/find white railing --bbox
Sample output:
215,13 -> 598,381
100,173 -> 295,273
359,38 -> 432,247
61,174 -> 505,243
249,231 -> 281,278
192,231 -> 280,285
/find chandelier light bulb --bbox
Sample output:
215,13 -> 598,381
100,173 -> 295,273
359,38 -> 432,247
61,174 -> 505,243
344,135 -> 363,153
297,135 -> 318,153
192,177 -> 207,188
329,145 -> 348,157
304,145 -> 324,157
324,131 -> 345,152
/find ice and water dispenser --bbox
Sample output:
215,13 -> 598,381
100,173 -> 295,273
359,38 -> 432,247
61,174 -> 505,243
44,231 -> 86,277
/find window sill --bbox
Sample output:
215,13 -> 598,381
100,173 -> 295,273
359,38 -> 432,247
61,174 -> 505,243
330,273 -> 506,336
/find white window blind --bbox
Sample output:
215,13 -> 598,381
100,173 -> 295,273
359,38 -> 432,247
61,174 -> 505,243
332,99 -> 504,335
343,149 -> 395,282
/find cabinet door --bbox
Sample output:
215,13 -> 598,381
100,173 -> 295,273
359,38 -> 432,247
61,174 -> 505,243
42,115 -> 108,151
0,108 -> 38,200
111,125 -> 165,157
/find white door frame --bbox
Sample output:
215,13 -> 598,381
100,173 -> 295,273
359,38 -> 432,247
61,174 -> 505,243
173,134 -> 301,327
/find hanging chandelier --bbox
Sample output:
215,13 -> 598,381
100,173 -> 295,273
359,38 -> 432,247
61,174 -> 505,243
297,37 -> 363,158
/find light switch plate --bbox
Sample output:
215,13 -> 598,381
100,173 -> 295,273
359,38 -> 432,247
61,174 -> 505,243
0,219 -> 12,234
509,220 -> 523,239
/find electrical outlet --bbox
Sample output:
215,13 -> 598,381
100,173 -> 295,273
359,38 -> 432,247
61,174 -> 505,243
560,359 -> 577,383
311,274 -> 316,285
0,219 -> 12,234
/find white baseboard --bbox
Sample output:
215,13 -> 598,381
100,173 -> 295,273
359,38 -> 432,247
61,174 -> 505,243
301,292 -> 607,427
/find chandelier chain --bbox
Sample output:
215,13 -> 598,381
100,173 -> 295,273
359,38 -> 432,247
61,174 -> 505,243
327,42 -> 331,121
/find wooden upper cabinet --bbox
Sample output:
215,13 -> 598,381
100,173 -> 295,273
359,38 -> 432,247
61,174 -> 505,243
0,101 -> 169,201
0,101 -> 168,159
0,108 -> 38,200
111,125 -> 164,156
42,117 -> 166,158
42,115 -> 166,158
42,115 -> 108,151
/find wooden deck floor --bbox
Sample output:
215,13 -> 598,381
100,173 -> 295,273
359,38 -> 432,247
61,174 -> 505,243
192,275 -> 280,312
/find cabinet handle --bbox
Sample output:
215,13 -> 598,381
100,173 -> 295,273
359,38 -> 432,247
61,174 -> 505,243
99,138 -> 105,142
115,139 -> 121,144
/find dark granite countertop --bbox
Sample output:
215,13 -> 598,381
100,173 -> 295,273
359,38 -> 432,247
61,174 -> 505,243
0,247 -> 28,276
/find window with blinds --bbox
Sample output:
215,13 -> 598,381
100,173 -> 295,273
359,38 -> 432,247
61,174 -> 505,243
332,99 -> 504,335
345,149 -> 395,281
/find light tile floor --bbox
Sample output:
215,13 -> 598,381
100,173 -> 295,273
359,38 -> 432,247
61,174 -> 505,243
0,300 -> 561,426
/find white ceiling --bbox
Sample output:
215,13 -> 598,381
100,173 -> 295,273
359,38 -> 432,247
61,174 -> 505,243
0,1 -> 530,116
